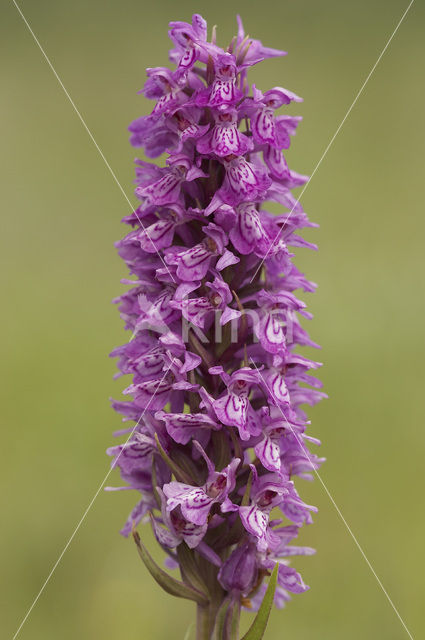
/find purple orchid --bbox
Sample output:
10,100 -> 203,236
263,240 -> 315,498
238,470 -> 290,552
154,488 -> 208,550
218,542 -> 258,596
163,445 -> 240,526
197,108 -> 253,157
108,13 -> 324,639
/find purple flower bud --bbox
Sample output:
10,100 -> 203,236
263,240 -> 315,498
218,543 -> 258,594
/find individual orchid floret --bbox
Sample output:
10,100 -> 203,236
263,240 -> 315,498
238,470 -> 289,552
123,350 -> 199,412
163,447 -> 240,526
154,488 -> 208,549
167,109 -> 211,152
208,366 -> 262,440
217,542 -> 258,595
207,154 -> 272,212
135,153 -> 206,208
171,274 -> 241,330
108,13 -> 324,640
197,108 -> 253,157
155,410 -> 220,446
141,67 -> 187,117
245,85 -> 302,149
205,275 -> 242,325
254,414 -> 288,473
197,53 -> 242,108
165,222 -> 239,281
229,202 -> 269,256
168,14 -> 221,74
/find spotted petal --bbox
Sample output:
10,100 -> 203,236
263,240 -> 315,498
198,124 -> 252,157
107,434 -> 155,475
213,392 -> 248,433
265,369 -> 290,405
135,169 -> 182,206
179,519 -> 208,549
174,296 -> 214,328
256,312 -> 286,356
152,518 -> 180,549
220,157 -> 272,206
239,504 -> 269,551
255,436 -> 281,472
264,146 -> 289,180
156,411 -> 218,445
124,378 -> 172,411
137,219 -> 176,253
230,204 -> 266,255
173,244 -> 212,281
164,482 -> 213,526
209,79 -> 238,106
263,87 -> 302,107
133,349 -> 164,380
252,107 -> 277,146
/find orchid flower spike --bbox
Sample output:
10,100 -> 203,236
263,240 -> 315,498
108,13 -> 325,640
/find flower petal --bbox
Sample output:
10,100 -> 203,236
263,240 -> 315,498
164,482 -> 213,526
239,504 -> 269,551
213,392 -> 248,432
255,436 -> 281,472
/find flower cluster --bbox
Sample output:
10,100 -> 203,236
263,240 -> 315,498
108,13 -> 325,633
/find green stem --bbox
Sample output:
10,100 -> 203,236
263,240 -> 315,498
225,599 -> 241,640
196,604 -> 213,640
197,600 -> 242,640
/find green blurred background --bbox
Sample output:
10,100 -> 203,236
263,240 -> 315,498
1,1 -> 424,638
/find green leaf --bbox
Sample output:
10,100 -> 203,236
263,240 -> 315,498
241,470 -> 253,507
225,599 -> 241,640
211,430 -> 231,470
132,529 -> 209,606
177,543 -> 209,595
150,458 -> 161,508
213,598 -> 232,640
240,565 -> 278,640
154,433 -> 193,484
